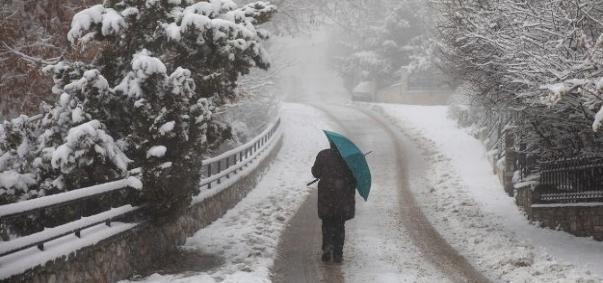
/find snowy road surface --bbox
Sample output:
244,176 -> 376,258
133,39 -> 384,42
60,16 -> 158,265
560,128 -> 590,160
121,104 -> 338,283
272,104 -> 488,283
373,103 -> 603,282
124,102 -> 603,283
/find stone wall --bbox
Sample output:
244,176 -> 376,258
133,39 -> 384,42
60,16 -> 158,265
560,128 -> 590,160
482,132 -> 514,196
515,185 -> 603,240
4,138 -> 283,283
530,204 -> 603,240
475,122 -> 603,241
514,185 -> 533,217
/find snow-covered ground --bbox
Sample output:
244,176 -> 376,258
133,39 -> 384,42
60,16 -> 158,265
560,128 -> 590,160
122,103 -> 337,283
373,103 -> 603,282
119,101 -> 603,283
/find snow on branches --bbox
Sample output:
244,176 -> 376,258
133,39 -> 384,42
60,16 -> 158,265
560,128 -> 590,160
67,5 -> 127,45
435,0 -> 603,158
51,120 -> 130,174
331,0 -> 433,90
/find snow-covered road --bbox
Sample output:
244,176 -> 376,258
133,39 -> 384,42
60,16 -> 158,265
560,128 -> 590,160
373,103 -> 603,282
121,104 -> 337,283
126,102 -> 603,283
273,104 -> 487,283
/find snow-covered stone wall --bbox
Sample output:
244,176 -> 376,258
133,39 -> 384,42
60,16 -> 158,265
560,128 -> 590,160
516,186 -> 603,241
2,138 -> 282,283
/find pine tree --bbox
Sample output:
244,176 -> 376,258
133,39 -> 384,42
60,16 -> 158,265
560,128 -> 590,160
46,0 -> 277,218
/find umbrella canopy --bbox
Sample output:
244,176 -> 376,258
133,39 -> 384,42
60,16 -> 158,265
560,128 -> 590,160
323,130 -> 372,201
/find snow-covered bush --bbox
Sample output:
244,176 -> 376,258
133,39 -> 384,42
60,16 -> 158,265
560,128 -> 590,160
51,120 -> 130,186
0,116 -> 40,203
0,0 -> 276,223
54,0 -> 274,218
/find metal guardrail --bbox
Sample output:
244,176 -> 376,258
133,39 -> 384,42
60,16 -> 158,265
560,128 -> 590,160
200,118 -> 281,190
0,117 -> 282,261
0,177 -> 143,257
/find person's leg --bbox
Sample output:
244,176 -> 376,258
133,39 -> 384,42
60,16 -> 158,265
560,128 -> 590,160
321,218 -> 333,261
333,218 -> 345,263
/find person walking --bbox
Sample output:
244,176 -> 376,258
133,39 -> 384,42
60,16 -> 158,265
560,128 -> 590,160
311,142 -> 357,263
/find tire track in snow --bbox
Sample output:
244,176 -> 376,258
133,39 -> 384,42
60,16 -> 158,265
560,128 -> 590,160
272,107 -> 347,283
355,106 -> 492,283
310,104 -> 449,283
273,103 -> 488,283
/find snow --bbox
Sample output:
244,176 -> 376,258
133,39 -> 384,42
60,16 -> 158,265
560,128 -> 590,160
158,121 -> 176,135
0,205 -> 139,256
121,7 -> 139,18
532,202 -> 603,208
131,50 -> 167,80
0,177 -> 141,218
540,83 -> 568,105
146,145 -> 167,159
71,107 -> 86,123
201,119 -> 278,165
374,103 -> 603,282
68,4 -> 104,44
145,0 -> 161,8
101,8 -> 127,37
114,73 -> 143,98
0,171 -> 36,192
593,105 -> 603,132
67,5 -> 126,45
122,103 -> 336,283
59,92 -> 71,106
352,81 -> 375,94
163,22 -> 181,41
194,121 -> 281,202
51,120 -> 130,173
180,13 -> 211,34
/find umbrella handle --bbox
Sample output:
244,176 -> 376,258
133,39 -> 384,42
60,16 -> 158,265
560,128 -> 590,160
307,178 -> 319,186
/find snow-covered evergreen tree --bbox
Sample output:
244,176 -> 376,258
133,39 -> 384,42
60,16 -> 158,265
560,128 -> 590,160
0,116 -> 39,203
1,0 -> 276,219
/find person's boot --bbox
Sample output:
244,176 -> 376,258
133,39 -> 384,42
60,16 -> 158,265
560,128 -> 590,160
333,252 -> 343,263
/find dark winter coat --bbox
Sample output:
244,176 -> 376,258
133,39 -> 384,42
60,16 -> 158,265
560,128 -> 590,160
312,148 -> 357,220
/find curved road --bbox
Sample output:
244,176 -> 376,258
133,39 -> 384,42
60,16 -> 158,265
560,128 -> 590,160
272,104 -> 491,283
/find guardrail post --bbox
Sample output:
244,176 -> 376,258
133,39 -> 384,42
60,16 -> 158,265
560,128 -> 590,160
217,162 -> 222,184
226,157 -> 230,178
238,152 -> 243,172
207,163 -> 212,189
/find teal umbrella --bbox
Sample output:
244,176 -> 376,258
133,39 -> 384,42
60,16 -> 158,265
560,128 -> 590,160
323,130 -> 372,201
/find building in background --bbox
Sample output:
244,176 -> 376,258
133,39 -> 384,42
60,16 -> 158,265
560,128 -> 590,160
375,66 -> 452,105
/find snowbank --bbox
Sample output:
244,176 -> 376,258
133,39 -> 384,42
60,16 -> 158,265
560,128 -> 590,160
121,103 -> 338,283
373,103 -> 603,282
